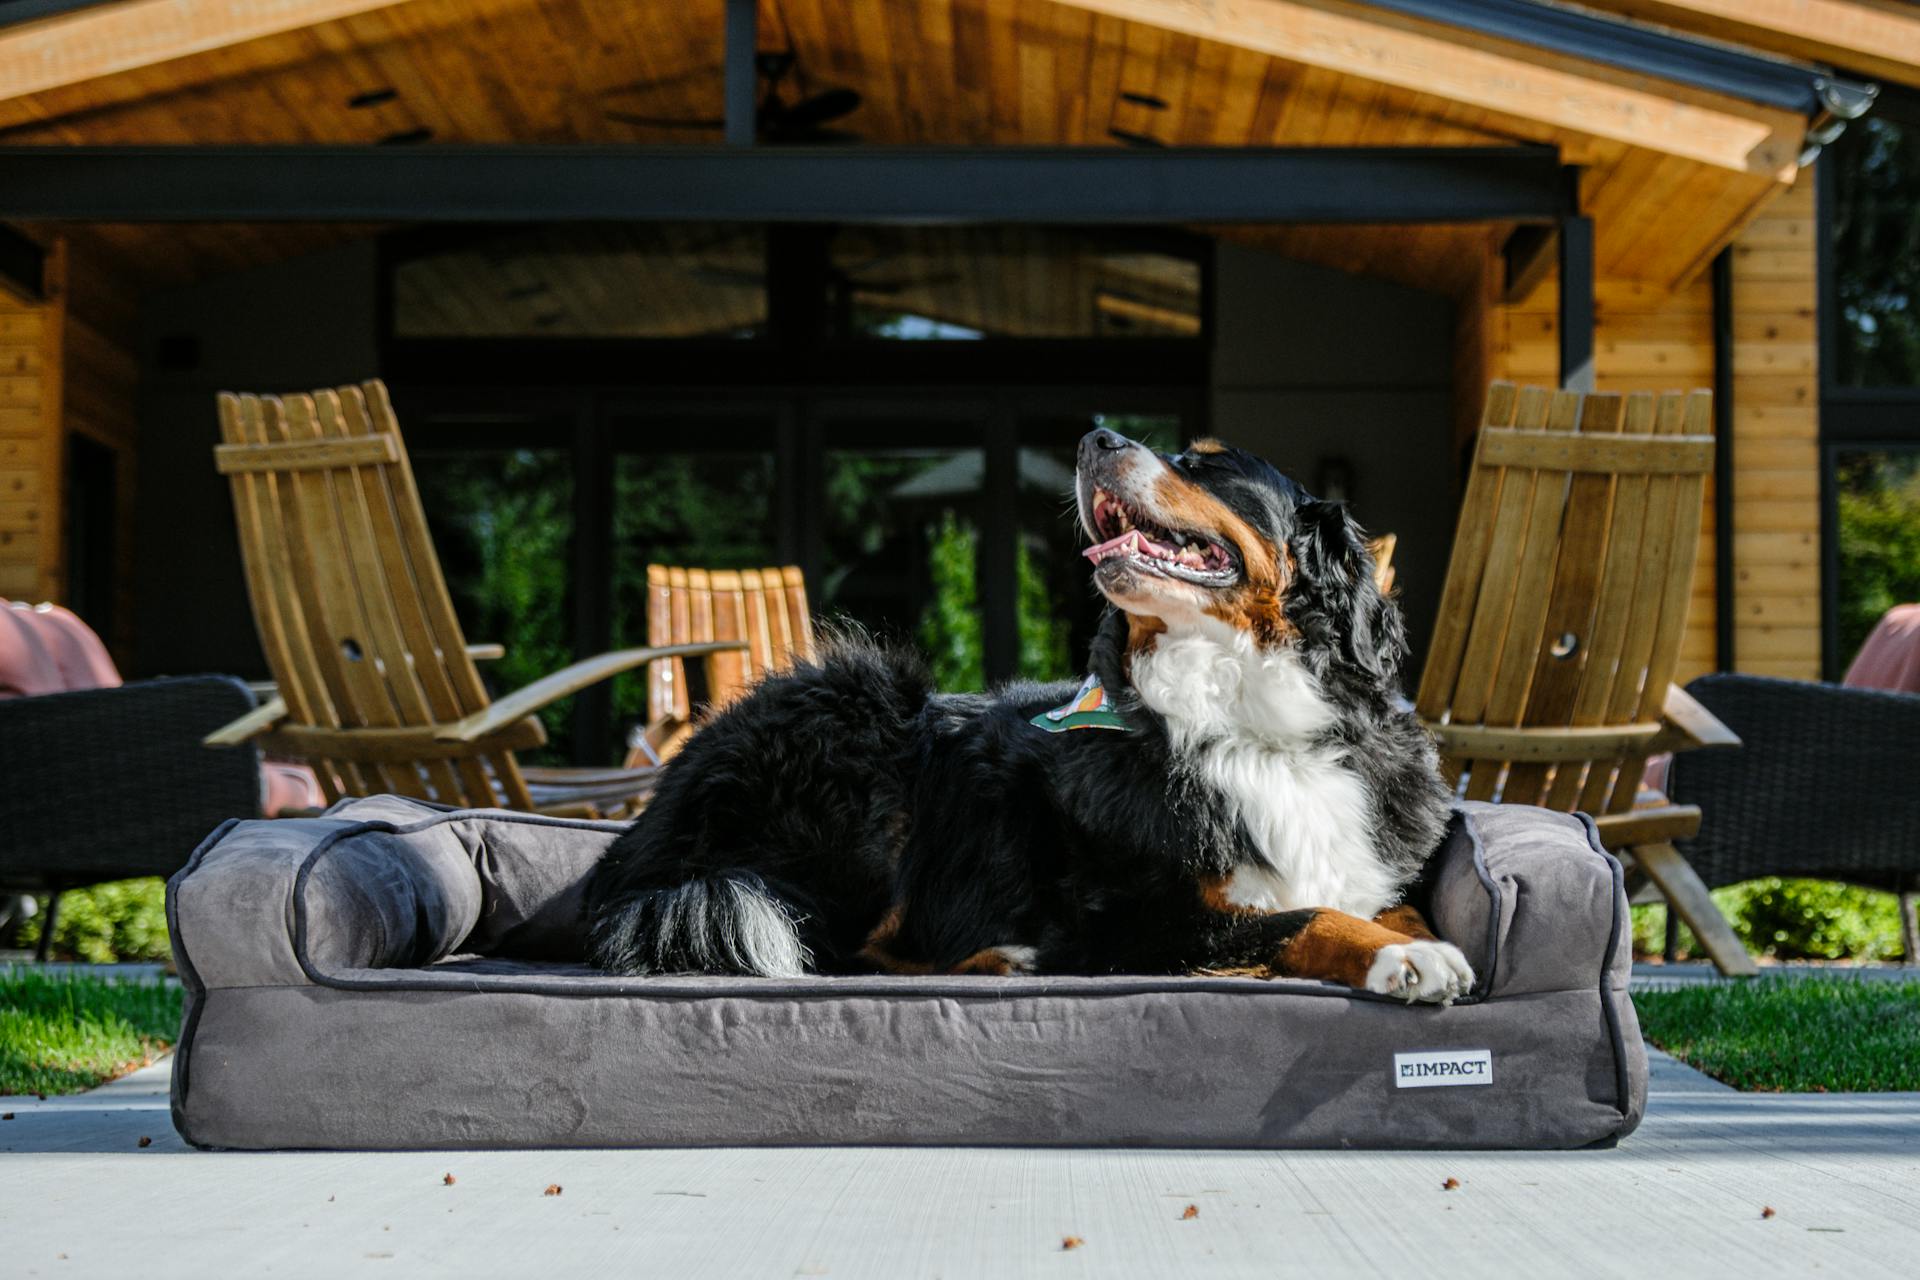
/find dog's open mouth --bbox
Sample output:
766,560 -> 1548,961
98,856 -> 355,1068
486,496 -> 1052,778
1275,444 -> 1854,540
1084,487 -> 1237,584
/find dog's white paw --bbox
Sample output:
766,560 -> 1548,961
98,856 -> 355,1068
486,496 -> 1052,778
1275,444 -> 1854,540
1366,940 -> 1475,1006
993,945 -> 1039,974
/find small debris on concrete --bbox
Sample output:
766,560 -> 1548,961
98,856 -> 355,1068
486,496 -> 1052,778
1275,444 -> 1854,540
1761,1207 -> 1776,1219
544,1184 -> 564,1197
1442,1178 -> 1460,1190
2,1112 -> 13,1120
137,1136 -> 152,1148
1061,1236 -> 1085,1251
1180,1205 -> 1199,1220
443,1173 -> 456,1186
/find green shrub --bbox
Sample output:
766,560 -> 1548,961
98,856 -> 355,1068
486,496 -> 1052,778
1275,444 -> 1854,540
1632,877 -> 1907,963
13,878 -> 171,964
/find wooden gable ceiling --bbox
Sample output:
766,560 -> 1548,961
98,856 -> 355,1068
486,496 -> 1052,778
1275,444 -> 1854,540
0,0 -> 1804,296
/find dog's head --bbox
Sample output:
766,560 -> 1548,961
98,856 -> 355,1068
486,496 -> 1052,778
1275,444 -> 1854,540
1076,428 -> 1404,685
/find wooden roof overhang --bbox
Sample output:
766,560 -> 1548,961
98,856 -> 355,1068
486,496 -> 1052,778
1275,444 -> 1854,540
0,0 -> 1879,297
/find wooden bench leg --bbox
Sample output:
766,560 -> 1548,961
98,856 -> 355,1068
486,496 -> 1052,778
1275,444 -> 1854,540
1631,841 -> 1758,977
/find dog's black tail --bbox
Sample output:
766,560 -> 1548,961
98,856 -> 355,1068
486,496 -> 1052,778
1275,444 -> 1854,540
588,871 -> 813,978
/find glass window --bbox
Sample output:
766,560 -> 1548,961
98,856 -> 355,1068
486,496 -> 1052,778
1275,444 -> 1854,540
606,435 -> 779,756
1834,449 -> 1920,663
412,448 -> 575,763
827,227 -> 1202,341
818,439 -> 985,688
391,224 -> 767,339
1830,116 -> 1920,388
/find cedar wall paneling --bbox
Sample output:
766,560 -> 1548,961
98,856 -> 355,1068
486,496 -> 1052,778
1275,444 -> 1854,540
1487,178 -> 1820,682
0,240 -> 63,605
0,236 -> 140,663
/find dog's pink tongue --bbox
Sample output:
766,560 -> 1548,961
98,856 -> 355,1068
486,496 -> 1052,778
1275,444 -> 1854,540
1084,530 -> 1140,562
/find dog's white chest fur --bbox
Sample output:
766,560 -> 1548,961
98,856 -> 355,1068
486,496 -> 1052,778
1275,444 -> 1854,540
1130,623 -> 1398,918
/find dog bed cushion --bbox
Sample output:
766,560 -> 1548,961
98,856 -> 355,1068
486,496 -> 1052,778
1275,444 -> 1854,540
167,796 -> 1646,1150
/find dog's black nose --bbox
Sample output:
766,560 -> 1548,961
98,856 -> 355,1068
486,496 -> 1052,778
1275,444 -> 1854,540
1086,427 -> 1131,453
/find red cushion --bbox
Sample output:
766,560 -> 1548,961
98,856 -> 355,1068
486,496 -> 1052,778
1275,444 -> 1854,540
0,597 -> 122,697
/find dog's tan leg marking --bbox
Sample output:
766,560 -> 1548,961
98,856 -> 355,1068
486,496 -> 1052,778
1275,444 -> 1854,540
1373,903 -> 1438,941
1282,909 -> 1475,1005
857,904 -> 935,975
1277,910 -> 1411,987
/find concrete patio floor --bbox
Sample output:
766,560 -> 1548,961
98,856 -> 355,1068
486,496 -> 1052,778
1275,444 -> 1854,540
5,1053 -> 1919,1279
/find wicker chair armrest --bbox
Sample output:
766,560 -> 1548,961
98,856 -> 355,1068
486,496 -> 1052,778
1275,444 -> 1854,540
1667,674 -> 1920,891
0,676 -> 266,890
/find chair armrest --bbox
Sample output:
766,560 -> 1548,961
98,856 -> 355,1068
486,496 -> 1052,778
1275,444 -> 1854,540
1647,683 -> 1740,755
466,643 -> 505,662
0,676 -> 266,887
434,641 -> 748,743
203,693 -> 287,746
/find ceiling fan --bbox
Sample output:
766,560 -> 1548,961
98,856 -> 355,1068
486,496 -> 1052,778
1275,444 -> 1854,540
604,51 -> 862,144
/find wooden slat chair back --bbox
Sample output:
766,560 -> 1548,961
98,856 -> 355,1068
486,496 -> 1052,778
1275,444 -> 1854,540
213,380 -> 743,817
1417,381 -> 1754,976
635,565 -> 816,764
215,382 -> 535,810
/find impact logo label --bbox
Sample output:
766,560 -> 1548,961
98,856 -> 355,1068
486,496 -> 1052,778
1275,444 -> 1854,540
1393,1049 -> 1494,1089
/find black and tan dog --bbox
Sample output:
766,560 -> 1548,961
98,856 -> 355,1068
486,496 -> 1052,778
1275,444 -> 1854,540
584,427 -> 1472,1003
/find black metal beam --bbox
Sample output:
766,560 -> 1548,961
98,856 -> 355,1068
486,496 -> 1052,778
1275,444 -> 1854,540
0,222 -> 45,303
1711,247 -> 1735,674
0,145 -> 1575,224
0,0 -> 118,28
1367,0 -> 1843,117
1557,213 -> 1595,393
724,0 -> 757,148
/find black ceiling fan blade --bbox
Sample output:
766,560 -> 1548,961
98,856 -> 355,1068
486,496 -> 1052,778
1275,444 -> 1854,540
604,112 -> 726,130
775,86 -> 863,129
765,122 -> 863,145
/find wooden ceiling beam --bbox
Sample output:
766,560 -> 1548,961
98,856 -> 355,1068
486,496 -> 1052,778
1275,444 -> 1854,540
1578,2 -> 1920,92
0,0 -> 420,105
1046,0 -> 1807,180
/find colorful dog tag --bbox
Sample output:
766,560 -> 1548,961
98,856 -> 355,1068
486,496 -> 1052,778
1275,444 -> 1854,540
1030,673 -> 1130,732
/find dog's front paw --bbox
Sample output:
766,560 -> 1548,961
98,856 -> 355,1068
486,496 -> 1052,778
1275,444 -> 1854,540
1365,940 -> 1475,1006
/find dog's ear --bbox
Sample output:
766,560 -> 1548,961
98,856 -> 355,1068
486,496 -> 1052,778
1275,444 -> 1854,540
1291,500 -> 1407,686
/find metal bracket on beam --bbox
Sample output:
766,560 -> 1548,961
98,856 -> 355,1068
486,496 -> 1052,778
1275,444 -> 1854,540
1501,224 -> 1555,303
0,223 -> 45,303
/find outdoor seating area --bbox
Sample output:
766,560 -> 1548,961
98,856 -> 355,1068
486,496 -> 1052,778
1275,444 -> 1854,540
4,0 -> 1920,1275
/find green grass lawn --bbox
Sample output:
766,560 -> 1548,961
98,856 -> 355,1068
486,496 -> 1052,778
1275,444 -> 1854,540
1634,976 -> 1920,1092
0,970 -> 184,1097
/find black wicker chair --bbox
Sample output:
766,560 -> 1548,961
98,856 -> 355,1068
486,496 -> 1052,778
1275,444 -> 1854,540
0,675 -> 265,959
1666,673 -> 1920,961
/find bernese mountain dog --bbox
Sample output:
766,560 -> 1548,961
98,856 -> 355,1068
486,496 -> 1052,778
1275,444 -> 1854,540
583,427 -> 1472,1003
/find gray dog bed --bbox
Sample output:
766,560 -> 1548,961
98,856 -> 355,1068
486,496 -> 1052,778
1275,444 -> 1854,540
166,795 -> 1646,1150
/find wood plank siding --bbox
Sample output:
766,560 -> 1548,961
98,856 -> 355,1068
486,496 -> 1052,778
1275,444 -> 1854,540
1487,179 -> 1820,681
0,237 -> 140,661
0,242 -> 63,606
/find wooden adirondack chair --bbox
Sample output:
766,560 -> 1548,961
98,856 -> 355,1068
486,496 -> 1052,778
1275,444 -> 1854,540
1417,381 -> 1754,976
627,564 -> 817,767
204,380 -> 742,817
